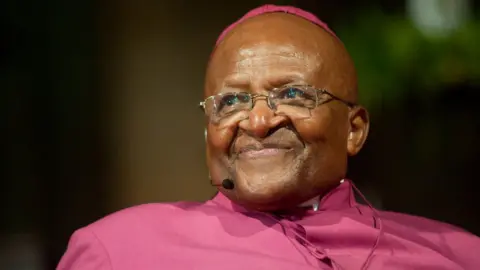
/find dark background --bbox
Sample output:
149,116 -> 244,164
2,0 -> 479,269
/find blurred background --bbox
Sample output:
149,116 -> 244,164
2,0 -> 479,269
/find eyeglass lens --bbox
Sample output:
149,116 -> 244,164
207,86 -> 319,128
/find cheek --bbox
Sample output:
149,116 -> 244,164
207,124 -> 236,153
293,107 -> 339,143
207,124 -> 237,181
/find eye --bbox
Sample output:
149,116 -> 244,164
216,93 -> 251,115
220,94 -> 240,107
276,87 -> 315,101
279,87 -> 305,99
272,86 -> 316,108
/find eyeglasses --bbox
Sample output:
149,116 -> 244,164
199,85 -> 355,125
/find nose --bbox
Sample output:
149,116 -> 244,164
238,99 -> 288,138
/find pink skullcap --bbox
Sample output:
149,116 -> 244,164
215,4 -> 338,47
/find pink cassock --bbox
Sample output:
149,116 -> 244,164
57,180 -> 480,269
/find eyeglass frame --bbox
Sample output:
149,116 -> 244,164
198,85 -> 356,120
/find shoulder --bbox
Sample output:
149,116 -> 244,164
58,201 -> 220,269
90,202 -> 200,229
85,201 -> 219,240
57,227 -> 111,270
379,209 -> 474,236
379,209 -> 480,267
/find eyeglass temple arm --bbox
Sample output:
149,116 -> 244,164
319,89 -> 356,107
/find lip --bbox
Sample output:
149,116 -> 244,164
238,147 -> 294,159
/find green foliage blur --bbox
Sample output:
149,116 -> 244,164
337,10 -> 480,110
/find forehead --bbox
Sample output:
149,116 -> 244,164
234,43 -> 319,70
206,14 -> 340,94
208,44 -> 320,94
222,42 -> 321,82
208,41 -> 323,93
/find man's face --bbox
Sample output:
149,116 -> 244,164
204,14 -> 368,211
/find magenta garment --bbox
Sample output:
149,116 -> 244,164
215,4 -> 338,46
57,180 -> 480,269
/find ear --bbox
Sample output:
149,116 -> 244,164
205,128 -> 211,164
205,128 -> 213,181
347,106 -> 369,156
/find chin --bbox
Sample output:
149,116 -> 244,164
231,175 -> 303,211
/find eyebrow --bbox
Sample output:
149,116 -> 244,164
222,74 -> 250,89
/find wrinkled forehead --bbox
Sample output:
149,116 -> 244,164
205,8 -> 357,101
236,41 -> 319,63
214,42 -> 321,80
206,21 -> 334,94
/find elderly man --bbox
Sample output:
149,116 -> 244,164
58,5 -> 480,270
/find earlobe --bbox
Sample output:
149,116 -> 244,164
347,106 -> 370,156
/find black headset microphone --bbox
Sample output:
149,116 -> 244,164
211,178 -> 235,190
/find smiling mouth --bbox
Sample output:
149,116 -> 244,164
237,145 -> 294,159
240,148 -> 294,158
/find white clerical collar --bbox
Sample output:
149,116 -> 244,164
298,179 -> 345,211
299,196 -> 320,211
